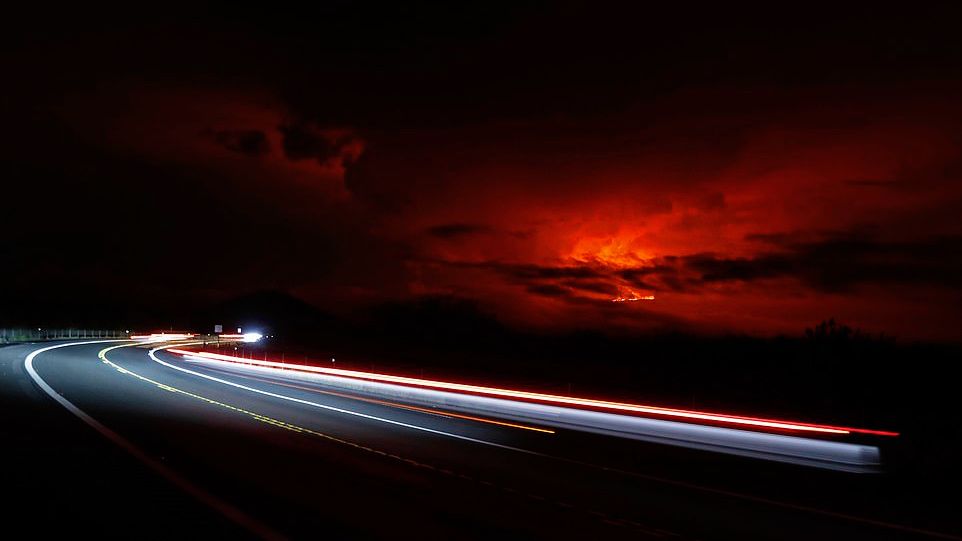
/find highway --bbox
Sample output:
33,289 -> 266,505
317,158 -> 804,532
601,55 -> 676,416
2,340 -> 959,540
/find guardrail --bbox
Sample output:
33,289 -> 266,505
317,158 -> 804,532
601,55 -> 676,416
0,328 -> 129,344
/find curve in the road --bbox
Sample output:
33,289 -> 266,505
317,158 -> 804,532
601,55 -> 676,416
24,340 -> 287,541
126,343 -> 666,535
146,343 -> 962,541
23,340 -> 962,540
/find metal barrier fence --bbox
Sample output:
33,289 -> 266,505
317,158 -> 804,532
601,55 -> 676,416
0,328 -> 129,344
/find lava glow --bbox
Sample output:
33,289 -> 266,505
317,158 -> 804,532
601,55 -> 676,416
612,291 -> 655,302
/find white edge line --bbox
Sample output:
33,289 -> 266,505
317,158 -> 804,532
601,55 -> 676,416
149,345 -> 962,541
23,340 -> 285,541
147,344 -> 542,456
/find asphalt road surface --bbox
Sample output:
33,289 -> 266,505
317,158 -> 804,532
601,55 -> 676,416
2,340 -> 959,540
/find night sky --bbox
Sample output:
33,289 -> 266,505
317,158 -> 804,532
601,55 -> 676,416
3,3 -> 962,340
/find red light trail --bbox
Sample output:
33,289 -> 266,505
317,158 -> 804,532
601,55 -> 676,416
229,373 -> 556,433
169,349 -> 899,438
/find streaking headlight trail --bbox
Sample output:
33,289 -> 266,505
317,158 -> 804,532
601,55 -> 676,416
168,348 -> 897,471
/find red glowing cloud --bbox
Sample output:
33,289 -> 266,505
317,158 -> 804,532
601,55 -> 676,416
344,87 -> 962,339
39,82 -> 962,340
7,4 -> 962,342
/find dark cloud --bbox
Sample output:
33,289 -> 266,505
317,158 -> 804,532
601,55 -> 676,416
437,261 -> 620,304
561,279 -> 620,296
697,192 -> 726,211
4,3 -> 962,339
437,233 -> 962,308
844,179 -> 906,189
648,235 -> 962,293
279,122 -> 362,166
683,253 -> 792,284
488,263 -> 603,282
618,265 -> 682,291
745,232 -> 809,245
526,284 -> 571,297
426,223 -> 495,239
212,129 -> 270,157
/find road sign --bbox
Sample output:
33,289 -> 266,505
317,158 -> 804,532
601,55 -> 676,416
214,324 -> 223,333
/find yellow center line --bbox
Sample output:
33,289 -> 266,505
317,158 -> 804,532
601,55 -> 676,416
212,370 -> 555,434
93,342 -> 688,536
99,343 -> 355,444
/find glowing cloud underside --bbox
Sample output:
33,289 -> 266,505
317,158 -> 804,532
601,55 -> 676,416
612,291 -> 655,302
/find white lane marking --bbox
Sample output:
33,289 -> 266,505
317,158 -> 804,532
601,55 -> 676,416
23,340 -> 285,541
151,346 -> 962,541
109,345 -> 671,535
174,354 -> 876,471
147,345 -> 541,455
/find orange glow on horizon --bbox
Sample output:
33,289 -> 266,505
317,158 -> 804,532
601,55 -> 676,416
569,235 -> 653,268
612,291 -> 655,302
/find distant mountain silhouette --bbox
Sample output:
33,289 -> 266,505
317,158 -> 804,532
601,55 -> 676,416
192,290 -> 339,336
363,295 -> 509,346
